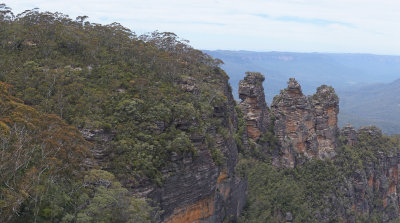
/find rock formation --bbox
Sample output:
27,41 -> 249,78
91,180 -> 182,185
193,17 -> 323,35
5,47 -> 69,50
236,72 -> 400,221
83,69 -> 399,222
237,76 -> 340,167
270,79 -> 339,167
238,72 -> 270,140
310,85 -> 339,159
271,78 -> 317,167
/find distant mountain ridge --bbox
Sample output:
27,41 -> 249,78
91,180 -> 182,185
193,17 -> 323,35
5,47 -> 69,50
204,50 -> 400,134
338,78 -> 400,134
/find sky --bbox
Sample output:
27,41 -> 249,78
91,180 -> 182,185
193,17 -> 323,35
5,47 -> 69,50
3,0 -> 400,55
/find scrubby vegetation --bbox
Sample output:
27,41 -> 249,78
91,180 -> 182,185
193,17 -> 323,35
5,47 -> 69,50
0,4 -> 235,222
0,4 -> 230,184
238,123 -> 400,222
0,82 -> 157,222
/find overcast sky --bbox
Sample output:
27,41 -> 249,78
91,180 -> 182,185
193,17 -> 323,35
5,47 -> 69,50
3,0 -> 400,55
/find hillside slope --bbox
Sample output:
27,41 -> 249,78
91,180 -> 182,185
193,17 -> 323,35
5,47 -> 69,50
339,79 -> 400,134
0,6 -> 245,222
0,82 -> 153,223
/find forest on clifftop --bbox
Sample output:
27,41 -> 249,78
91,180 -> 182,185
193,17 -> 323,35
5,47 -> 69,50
0,4 -> 230,222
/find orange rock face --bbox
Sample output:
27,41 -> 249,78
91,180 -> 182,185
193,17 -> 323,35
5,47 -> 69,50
368,174 -> 374,188
144,74 -> 246,223
163,167 -> 245,223
327,107 -> 337,126
164,196 -> 215,223
247,122 -> 262,140
271,80 -> 339,167
217,168 -> 228,183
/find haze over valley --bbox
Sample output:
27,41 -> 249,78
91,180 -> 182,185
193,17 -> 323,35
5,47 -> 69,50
206,50 -> 400,134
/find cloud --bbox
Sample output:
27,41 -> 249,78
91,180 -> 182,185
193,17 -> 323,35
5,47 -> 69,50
274,16 -> 354,28
253,13 -> 355,28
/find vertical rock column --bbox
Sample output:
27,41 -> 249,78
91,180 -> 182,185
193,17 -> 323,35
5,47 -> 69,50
238,72 -> 270,141
310,85 -> 339,159
271,78 -> 316,167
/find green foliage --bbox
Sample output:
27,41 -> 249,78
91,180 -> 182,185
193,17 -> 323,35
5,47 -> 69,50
0,4 -> 236,222
335,127 -> 400,174
0,5 -> 230,188
239,125 -> 400,222
257,131 -> 278,153
237,159 -> 341,223
75,170 -> 159,223
211,148 -> 225,166
0,82 -> 90,222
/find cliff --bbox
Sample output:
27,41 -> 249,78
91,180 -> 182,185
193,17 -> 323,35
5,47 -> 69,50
149,72 -> 247,223
83,70 -> 247,223
336,126 -> 400,222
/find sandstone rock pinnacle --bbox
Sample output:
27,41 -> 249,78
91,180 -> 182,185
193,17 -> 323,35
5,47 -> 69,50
311,85 -> 339,159
271,79 -> 339,167
238,72 -> 270,140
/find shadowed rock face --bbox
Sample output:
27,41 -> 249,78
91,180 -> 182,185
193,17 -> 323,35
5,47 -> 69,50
151,73 -> 247,223
86,71 -> 247,223
271,79 -> 339,167
339,126 -> 400,222
238,72 -> 270,140
341,124 -> 358,146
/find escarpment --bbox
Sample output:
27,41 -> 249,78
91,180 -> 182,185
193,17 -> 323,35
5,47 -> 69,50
334,126 -> 400,222
83,70 -> 247,223
151,72 -> 247,223
238,72 -> 400,222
